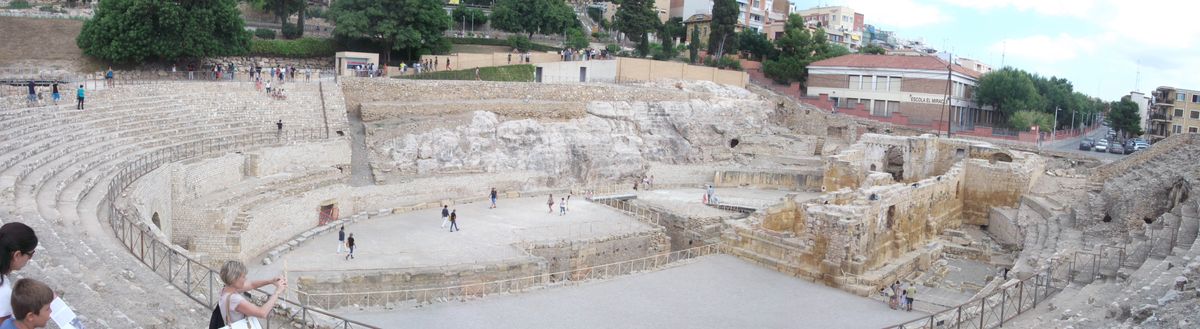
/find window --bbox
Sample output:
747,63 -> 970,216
1179,93 -> 1188,101
1195,95 -> 1200,103
1174,125 -> 1183,134
751,14 -> 762,22
873,100 -> 887,116
849,75 -> 862,90
1176,109 -> 1185,117
869,76 -> 879,91
1191,127 -> 1199,133
1192,111 -> 1200,119
889,77 -> 902,92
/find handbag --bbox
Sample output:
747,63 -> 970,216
219,292 -> 264,329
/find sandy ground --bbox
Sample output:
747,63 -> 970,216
251,196 -> 650,277
341,254 -> 925,329
0,16 -> 94,71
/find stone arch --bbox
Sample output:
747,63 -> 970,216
883,146 -> 904,181
151,212 -> 161,229
729,138 -> 740,148
869,164 -> 877,172
989,152 -> 1013,164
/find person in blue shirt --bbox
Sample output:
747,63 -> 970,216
75,85 -> 85,110
0,278 -> 53,329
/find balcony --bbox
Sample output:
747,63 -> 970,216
1151,113 -> 1170,122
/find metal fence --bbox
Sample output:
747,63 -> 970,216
884,265 -> 1062,329
99,128 -> 379,329
295,243 -> 726,310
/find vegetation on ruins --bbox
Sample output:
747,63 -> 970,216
860,44 -> 887,55
975,67 -> 1106,131
1108,96 -> 1145,136
249,37 -> 336,58
400,64 -> 535,82
761,16 -> 847,85
491,0 -> 578,39
614,0 -> 660,57
328,0 -> 451,64
708,0 -> 739,57
77,0 -> 250,63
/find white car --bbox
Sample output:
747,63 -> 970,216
1094,139 -> 1108,152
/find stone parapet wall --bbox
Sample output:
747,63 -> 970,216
297,256 -> 548,306
525,228 -> 671,274
713,170 -> 822,191
961,157 -> 1043,225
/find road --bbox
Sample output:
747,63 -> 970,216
1044,127 -> 1130,163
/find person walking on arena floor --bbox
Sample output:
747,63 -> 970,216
449,210 -> 459,232
441,205 -> 450,228
547,194 -> 555,213
489,188 -> 498,209
559,198 -> 566,216
336,226 -> 345,254
344,234 -> 355,260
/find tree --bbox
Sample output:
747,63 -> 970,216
974,67 -> 1044,121
1108,96 -> 1144,136
614,0 -> 659,57
566,28 -> 589,49
329,0 -> 451,64
1009,110 -> 1055,133
491,0 -> 577,38
655,17 -> 685,60
248,0 -> 307,38
77,0 -> 250,63
861,44 -> 887,55
708,0 -> 738,57
737,29 -> 776,61
452,4 -> 489,30
688,27 -> 700,64
761,16 -> 843,85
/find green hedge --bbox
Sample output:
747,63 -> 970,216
448,37 -> 560,52
249,37 -> 336,58
400,64 -> 534,82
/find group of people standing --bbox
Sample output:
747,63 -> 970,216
561,47 -> 609,62
881,281 -> 916,312
24,81 -> 85,110
548,193 -> 572,216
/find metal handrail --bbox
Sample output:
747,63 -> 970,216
99,128 -> 379,328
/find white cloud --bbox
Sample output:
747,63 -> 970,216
987,34 -> 1099,63
839,0 -> 951,28
940,0 -> 1097,17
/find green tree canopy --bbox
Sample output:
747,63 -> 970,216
737,29 -> 776,61
246,0 -> 307,38
491,0 -> 578,38
655,17 -> 686,60
565,28 -> 590,49
77,0 -> 250,63
329,0 -> 451,63
1108,96 -> 1144,136
614,0 -> 659,57
860,44 -> 887,55
761,16 -> 842,85
688,27 -> 701,63
974,67 -> 1044,119
452,4 -> 489,29
708,0 -> 738,56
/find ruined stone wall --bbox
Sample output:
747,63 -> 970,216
843,165 -> 965,273
962,157 -> 1042,225
245,139 -> 351,177
128,164 -> 175,238
713,170 -> 822,191
525,229 -> 670,274
297,257 -> 548,307
169,155 -> 244,246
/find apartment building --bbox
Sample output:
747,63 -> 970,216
1149,86 -> 1200,142
793,5 -> 864,50
670,0 -> 789,38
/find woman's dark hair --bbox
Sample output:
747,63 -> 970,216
0,222 -> 38,284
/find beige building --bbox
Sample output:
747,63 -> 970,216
794,5 -> 864,50
1149,86 -> 1200,142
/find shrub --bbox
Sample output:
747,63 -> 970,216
254,28 -> 276,40
305,6 -> 325,19
605,44 -> 621,55
7,1 -> 32,9
281,22 -> 302,39
704,55 -> 742,70
506,35 -> 533,52
249,37 -> 336,58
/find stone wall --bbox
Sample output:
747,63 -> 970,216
169,154 -> 245,246
713,170 -> 822,191
297,256 -> 548,306
128,164 -> 175,237
1085,133 -> 1200,229
962,157 -> 1042,225
245,139 -> 351,177
525,229 -> 670,274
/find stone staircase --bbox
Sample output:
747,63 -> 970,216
0,81 -> 338,327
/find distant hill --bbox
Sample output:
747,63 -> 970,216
0,16 -> 96,72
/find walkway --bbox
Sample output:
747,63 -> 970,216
342,254 -> 923,329
347,103 -> 376,186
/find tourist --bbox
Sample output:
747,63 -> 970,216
25,81 -> 35,106
706,185 -> 716,204
565,194 -> 571,212
75,85 -> 84,110
336,226 -> 345,254
559,198 -> 566,216
883,286 -> 895,310
441,205 -> 451,228
489,188 -> 498,209
105,66 -> 114,87
547,194 -> 555,213
229,62 -> 236,80
0,222 -> 38,321
305,67 -> 311,81
0,279 -> 53,329
449,210 -> 459,232
276,120 -> 283,131
265,80 -> 272,95
171,64 -> 177,79
50,83 -> 59,105
344,234 -> 356,260
218,260 -> 287,327
899,290 -> 909,310
507,53 -> 512,64
905,283 -> 916,311
187,63 -> 195,80
255,78 -> 262,92
434,56 -> 439,70
648,175 -> 655,189
890,281 -> 901,310
445,58 -> 451,71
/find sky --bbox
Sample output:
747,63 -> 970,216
791,0 -> 1200,101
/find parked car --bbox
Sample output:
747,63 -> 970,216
1123,143 -> 1136,154
1094,139 -> 1109,152
1134,142 -> 1149,151
1109,144 -> 1125,154
1079,138 -> 1094,151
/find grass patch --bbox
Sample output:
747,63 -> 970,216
249,37 -> 335,58
400,64 -> 534,82
448,37 -> 560,52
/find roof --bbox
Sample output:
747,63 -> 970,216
684,13 -> 711,23
809,54 -> 983,79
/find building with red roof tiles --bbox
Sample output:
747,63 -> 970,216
806,54 -> 999,130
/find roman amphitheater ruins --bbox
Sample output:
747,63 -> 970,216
2,68 -> 1200,329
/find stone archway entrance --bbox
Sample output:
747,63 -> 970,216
151,212 -> 161,229
884,147 -> 904,181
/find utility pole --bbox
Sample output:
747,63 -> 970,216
1053,107 -> 1060,141
941,52 -> 953,137
1071,110 -> 1076,135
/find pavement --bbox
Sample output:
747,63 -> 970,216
249,196 -> 651,278
342,254 -> 925,329
635,187 -> 817,218
1043,127 -> 1130,162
